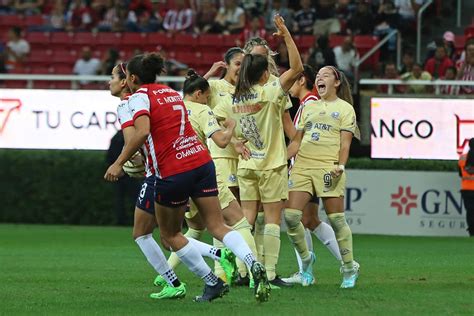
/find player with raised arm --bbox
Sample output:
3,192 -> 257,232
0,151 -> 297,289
287,66 -> 360,289
104,53 -> 270,302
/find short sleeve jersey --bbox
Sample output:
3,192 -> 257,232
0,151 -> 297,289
269,74 -> 293,112
117,95 -> 132,129
127,84 -> 211,179
215,79 -> 288,170
184,100 -> 221,150
207,79 -> 239,159
294,98 -> 356,170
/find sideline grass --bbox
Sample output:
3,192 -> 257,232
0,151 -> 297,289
0,224 -> 473,315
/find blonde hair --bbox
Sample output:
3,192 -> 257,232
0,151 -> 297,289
243,37 -> 279,76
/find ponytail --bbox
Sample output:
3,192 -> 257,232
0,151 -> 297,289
127,53 -> 165,84
234,54 -> 268,101
183,69 -> 209,96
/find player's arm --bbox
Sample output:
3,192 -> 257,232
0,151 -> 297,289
203,61 -> 226,80
287,129 -> 303,160
282,110 -> 296,140
122,126 -> 135,145
274,15 -> 303,92
210,118 -> 236,148
331,131 -> 353,178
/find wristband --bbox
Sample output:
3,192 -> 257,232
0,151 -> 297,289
338,164 -> 345,171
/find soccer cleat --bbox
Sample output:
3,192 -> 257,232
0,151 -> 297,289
220,248 -> 237,286
301,252 -> 316,287
281,272 -> 303,285
340,261 -> 360,289
251,262 -> 271,302
269,276 -> 293,288
153,275 -> 167,287
194,278 -> 229,302
150,283 -> 186,299
234,274 -> 250,286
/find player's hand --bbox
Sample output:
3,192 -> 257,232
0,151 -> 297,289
273,14 -> 289,38
222,118 -> 236,129
330,167 -> 344,178
234,140 -> 251,160
208,61 -> 226,76
104,163 -> 125,182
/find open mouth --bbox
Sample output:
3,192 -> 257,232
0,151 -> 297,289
317,82 -> 326,93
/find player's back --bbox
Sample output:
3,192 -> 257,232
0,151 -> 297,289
131,84 -> 211,178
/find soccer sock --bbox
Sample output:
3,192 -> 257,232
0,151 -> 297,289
175,240 -> 218,286
135,234 -> 180,287
285,209 -> 311,270
254,212 -> 265,263
313,221 -> 342,261
187,237 -> 221,261
295,229 -> 314,273
232,217 -> 257,277
167,228 -> 205,269
213,237 -> 225,279
263,223 -> 281,281
222,230 -> 256,269
327,213 -> 354,269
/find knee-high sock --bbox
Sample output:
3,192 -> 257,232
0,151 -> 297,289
295,229 -> 314,273
222,230 -> 256,269
327,213 -> 354,269
175,240 -> 218,286
213,238 -> 225,279
232,217 -> 257,277
135,234 -> 180,286
254,212 -> 265,263
313,221 -> 342,261
167,228 -> 204,269
263,223 -> 280,281
285,209 -> 311,271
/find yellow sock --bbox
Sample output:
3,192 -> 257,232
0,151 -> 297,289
213,237 -> 226,281
232,217 -> 256,277
263,223 -> 280,281
327,213 -> 354,269
254,212 -> 265,263
167,228 -> 204,269
284,208 -> 310,262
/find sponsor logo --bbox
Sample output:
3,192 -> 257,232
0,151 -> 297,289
455,114 -> 474,155
311,132 -> 320,141
229,174 -> 237,183
391,186 -> 418,216
331,112 -> 340,119
0,98 -> 22,134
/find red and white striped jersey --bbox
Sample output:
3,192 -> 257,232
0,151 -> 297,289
128,84 -> 211,179
456,62 -> 474,95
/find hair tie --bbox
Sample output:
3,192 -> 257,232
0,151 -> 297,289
328,66 -> 340,80
119,62 -> 127,76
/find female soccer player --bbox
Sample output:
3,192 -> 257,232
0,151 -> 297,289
104,53 -> 270,302
282,64 -> 342,286
287,65 -> 360,288
109,62 -> 186,300
213,15 -> 305,287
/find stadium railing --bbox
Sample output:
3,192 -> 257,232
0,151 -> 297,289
359,79 -> 474,95
417,0 -> 433,63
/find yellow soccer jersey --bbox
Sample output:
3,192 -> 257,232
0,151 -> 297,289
184,100 -> 221,150
269,74 -> 292,112
208,79 -> 239,159
293,98 -> 356,170
215,79 -> 288,170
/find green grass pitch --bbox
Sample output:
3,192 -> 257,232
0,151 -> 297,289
1,224 -> 473,315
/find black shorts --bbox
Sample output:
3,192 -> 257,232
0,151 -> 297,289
155,161 -> 218,207
136,176 -> 156,215
310,194 -> 320,204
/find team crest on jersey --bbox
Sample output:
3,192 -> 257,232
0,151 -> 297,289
311,132 -> 320,141
304,121 -> 313,131
208,111 -> 214,116
288,179 -> 294,188
229,174 -> 237,183
331,112 -> 340,119
319,111 -> 326,116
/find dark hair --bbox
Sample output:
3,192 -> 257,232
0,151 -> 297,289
117,62 -> 127,80
466,138 -> 474,171
317,35 -> 329,49
234,54 -> 268,101
301,64 -> 316,90
465,39 -> 474,50
10,26 -> 22,37
221,47 -> 244,79
183,69 -> 209,95
127,53 -> 165,84
446,66 -> 457,75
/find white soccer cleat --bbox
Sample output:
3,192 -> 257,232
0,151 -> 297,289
301,252 -> 316,286
340,261 -> 360,289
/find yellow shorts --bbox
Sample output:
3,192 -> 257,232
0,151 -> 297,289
289,168 -> 346,198
214,158 -> 239,188
186,171 -> 236,219
237,165 -> 288,203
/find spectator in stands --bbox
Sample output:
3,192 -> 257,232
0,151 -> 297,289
0,0 -> 15,14
377,61 -> 406,93
241,0 -> 266,16
456,39 -> 474,95
347,0 -> 375,35
401,62 -> 432,94
14,0 -> 43,15
293,0 -> 317,35
0,49 -> 7,75
374,0 -> 400,60
97,0 -> 122,32
101,48 -> 121,76
305,34 -> 336,71
393,0 -> 423,35
236,15 -> 266,47
66,0 -> 98,31
400,50 -> 415,73
194,0 -> 217,34
265,0 -> 293,32
442,31 -> 458,61
73,46 -> 101,85
5,27 -> 30,72
212,0 -> 245,34
333,36 -> 357,81
424,45 -> 454,79
44,0 -> 66,32
162,0 -> 193,33
313,0 -> 341,36
128,0 -> 152,17
128,10 -> 161,32
440,66 -> 460,95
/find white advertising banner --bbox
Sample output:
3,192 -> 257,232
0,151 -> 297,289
321,169 -> 467,237
371,98 -> 474,160
0,89 -> 120,150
